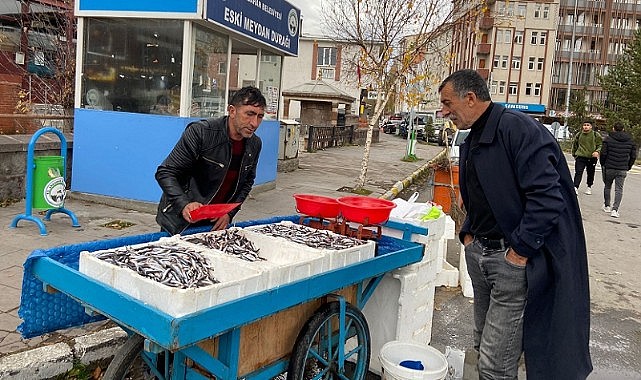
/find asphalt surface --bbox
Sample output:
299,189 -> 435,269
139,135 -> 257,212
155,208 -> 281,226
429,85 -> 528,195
1,131 -> 640,379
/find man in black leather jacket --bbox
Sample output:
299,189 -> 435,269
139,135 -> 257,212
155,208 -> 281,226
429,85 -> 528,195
155,86 -> 266,235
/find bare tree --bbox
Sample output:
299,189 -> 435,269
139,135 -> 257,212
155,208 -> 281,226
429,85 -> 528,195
319,0 -> 461,191
0,0 -> 75,133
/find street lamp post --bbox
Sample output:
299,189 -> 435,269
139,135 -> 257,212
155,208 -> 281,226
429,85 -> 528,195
564,0 -> 579,130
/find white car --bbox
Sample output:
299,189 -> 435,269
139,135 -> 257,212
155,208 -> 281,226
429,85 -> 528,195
449,129 -> 470,164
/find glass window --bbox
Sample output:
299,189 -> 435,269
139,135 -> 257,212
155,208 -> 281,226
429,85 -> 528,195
493,55 -> 501,68
259,52 -> 282,119
231,39 -> 258,102
490,80 -> 498,94
537,58 -> 545,71
501,55 -> 508,69
517,5 -> 527,17
81,18 -> 183,114
504,30 -> 512,44
534,83 -> 542,96
509,82 -> 518,95
191,26 -> 228,118
515,31 -> 523,44
528,57 -> 536,70
539,32 -> 547,45
318,47 -> 337,66
512,56 -> 521,70
499,81 -> 506,94
531,31 -> 538,45
525,83 -> 533,95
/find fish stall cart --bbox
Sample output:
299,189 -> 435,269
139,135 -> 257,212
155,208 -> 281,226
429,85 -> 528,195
18,196 -> 434,380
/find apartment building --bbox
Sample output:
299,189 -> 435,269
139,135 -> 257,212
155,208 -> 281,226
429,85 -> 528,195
432,0 -> 641,121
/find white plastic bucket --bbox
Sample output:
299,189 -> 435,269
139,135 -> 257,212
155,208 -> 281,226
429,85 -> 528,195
379,341 -> 448,380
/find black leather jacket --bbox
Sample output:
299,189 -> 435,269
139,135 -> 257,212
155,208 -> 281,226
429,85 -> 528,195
155,117 -> 262,234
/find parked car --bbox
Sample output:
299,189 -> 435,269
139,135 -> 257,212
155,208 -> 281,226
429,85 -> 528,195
449,128 -> 470,164
399,120 -> 425,140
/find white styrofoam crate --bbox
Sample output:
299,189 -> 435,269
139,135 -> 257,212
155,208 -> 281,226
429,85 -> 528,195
177,227 -> 329,288
79,241 -> 265,317
245,221 -> 376,270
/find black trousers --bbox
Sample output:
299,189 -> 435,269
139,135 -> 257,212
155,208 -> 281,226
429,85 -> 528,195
573,156 -> 598,188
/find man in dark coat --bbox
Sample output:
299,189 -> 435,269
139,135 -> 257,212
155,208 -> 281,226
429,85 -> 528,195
600,122 -> 637,218
439,69 -> 592,379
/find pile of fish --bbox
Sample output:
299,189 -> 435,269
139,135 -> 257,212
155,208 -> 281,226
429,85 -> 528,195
93,243 -> 219,289
252,223 -> 367,250
182,229 -> 265,262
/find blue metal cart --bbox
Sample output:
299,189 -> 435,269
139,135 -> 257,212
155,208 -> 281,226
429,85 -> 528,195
26,224 -> 424,380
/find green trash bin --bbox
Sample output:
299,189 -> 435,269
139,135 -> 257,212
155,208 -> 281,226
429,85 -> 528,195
33,156 -> 66,210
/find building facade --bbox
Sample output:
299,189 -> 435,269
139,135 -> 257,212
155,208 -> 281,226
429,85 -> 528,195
436,0 -> 641,121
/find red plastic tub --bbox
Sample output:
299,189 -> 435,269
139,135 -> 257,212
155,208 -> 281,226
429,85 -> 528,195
337,196 -> 396,225
293,194 -> 340,219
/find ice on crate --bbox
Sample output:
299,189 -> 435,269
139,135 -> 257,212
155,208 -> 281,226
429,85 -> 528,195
245,221 -> 377,269
79,240 -> 265,317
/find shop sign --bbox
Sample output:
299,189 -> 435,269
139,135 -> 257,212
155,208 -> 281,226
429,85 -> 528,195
76,0 -> 200,16
207,0 -> 300,56
496,102 -> 546,114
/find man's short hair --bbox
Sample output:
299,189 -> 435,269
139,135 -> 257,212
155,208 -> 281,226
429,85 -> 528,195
438,69 -> 491,102
613,122 -> 625,131
582,120 -> 592,125
229,86 -> 267,109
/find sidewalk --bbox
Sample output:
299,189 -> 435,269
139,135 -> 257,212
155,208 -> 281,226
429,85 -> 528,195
0,133 -> 444,359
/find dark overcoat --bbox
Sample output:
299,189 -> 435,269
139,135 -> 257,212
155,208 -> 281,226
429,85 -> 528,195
458,104 -> 592,379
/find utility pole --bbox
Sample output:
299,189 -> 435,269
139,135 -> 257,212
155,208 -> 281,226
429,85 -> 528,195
564,0 -> 579,131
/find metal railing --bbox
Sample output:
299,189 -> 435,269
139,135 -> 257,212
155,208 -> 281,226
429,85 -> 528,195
305,125 -> 380,152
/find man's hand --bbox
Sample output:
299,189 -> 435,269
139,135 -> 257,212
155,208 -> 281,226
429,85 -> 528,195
506,248 -> 528,266
181,202 -> 203,223
463,233 -> 474,246
211,214 -> 231,231
592,151 -> 599,158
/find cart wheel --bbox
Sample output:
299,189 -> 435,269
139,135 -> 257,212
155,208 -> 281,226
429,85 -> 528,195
287,302 -> 370,380
104,334 -> 168,380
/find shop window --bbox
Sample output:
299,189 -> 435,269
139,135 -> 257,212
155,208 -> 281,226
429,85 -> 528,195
191,26 -> 228,118
81,18 -> 183,114
231,39 -> 258,105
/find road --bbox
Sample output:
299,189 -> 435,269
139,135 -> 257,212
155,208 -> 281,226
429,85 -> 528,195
427,156 -> 641,379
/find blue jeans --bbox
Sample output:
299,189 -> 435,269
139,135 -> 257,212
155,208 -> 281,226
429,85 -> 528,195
465,239 -> 528,379
602,168 -> 627,211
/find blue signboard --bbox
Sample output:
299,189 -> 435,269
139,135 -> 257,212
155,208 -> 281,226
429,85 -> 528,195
497,102 -> 546,114
77,0 -> 200,15
207,0 -> 300,56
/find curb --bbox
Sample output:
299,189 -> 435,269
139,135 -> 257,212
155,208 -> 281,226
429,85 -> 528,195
380,158 -> 438,200
0,327 -> 127,380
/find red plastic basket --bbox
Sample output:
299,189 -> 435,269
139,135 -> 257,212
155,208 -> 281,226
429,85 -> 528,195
337,196 -> 396,225
293,194 -> 340,219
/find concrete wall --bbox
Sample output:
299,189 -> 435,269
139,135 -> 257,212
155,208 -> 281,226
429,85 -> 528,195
0,133 -> 73,202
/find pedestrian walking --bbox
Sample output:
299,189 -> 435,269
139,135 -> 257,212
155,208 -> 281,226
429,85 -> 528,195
600,122 -> 637,218
439,69 -> 592,379
572,120 -> 602,195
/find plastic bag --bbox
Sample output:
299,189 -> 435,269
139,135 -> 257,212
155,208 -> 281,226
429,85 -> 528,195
390,192 -> 423,219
